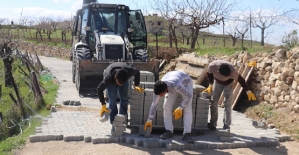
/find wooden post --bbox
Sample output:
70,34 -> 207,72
35,52 -> 44,71
31,71 -> 45,109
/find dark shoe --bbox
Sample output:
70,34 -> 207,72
160,130 -> 173,140
182,133 -> 194,143
207,123 -> 216,130
223,124 -> 230,130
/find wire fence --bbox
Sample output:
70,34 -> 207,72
0,40 -> 48,141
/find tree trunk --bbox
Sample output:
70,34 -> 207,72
168,26 -> 173,48
261,28 -> 265,46
190,28 -> 199,49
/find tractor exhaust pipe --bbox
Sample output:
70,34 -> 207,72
83,0 -> 97,4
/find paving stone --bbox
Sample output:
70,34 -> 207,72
182,143 -> 195,150
51,106 -> 56,112
114,125 -> 126,132
207,142 -> 220,149
138,125 -> 151,138
217,129 -> 230,136
44,135 -> 55,141
126,136 -> 135,144
256,140 -> 268,147
233,141 -> 246,148
252,121 -> 267,129
245,141 -> 256,147
194,141 -> 208,149
220,136 -> 231,142
106,135 -> 120,143
99,110 -> 110,122
134,138 -> 146,146
143,140 -> 159,148
201,92 -> 211,98
114,114 -> 126,122
112,121 -> 125,126
158,139 -> 171,147
84,136 -> 92,143
29,135 -> 40,142
92,137 -> 106,144
111,129 -> 123,136
219,142 -> 234,149
63,135 -> 74,142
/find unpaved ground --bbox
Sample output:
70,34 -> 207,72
13,140 -> 299,155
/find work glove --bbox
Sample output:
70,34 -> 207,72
173,107 -> 183,120
99,105 -> 109,117
202,84 -> 213,95
248,61 -> 257,67
133,86 -> 145,93
246,90 -> 257,101
144,119 -> 152,132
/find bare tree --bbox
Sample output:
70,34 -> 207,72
251,8 -> 282,46
226,24 -> 240,46
236,23 -> 249,48
57,15 -> 74,42
150,0 -> 181,53
176,0 -> 236,49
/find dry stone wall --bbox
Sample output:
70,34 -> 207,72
17,41 -> 70,59
164,47 -> 299,114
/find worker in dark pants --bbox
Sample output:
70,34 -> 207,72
97,62 -> 144,124
203,60 -> 257,130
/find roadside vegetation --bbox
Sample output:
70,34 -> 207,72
0,55 -> 59,154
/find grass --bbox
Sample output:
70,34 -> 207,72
0,65 -> 58,154
0,118 -> 42,155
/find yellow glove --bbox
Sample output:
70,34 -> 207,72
203,84 -> 213,95
246,90 -> 257,101
248,61 -> 257,67
144,119 -> 152,132
133,86 -> 145,93
100,105 -> 109,117
173,107 -> 183,120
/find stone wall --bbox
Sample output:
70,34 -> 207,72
17,41 -> 70,59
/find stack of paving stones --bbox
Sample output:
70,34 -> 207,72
111,114 -> 126,136
193,92 -> 210,129
129,71 -> 156,125
128,71 -> 209,130
218,129 -> 231,142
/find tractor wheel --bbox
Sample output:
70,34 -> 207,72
72,57 -> 76,83
75,60 -> 81,94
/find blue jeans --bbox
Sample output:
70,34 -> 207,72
107,81 -> 129,124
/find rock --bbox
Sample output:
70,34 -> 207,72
268,124 -> 275,129
294,105 -> 299,113
286,77 -> 294,85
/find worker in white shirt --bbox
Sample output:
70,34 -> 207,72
143,70 -> 194,143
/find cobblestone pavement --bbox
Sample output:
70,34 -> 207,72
29,56 -> 291,150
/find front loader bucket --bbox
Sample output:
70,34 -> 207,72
76,59 -> 160,96
76,59 -> 109,96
